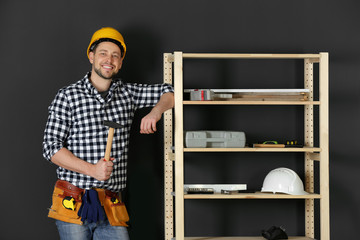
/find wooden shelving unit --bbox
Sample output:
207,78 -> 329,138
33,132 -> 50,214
163,52 -> 330,240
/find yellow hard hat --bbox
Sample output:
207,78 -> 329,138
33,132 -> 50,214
87,27 -> 127,60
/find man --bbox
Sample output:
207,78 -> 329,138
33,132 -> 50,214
43,27 -> 174,240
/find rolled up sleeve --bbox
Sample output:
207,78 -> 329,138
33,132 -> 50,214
42,90 -> 72,162
126,83 -> 174,110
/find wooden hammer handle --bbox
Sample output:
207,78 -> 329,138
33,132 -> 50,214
104,128 -> 115,161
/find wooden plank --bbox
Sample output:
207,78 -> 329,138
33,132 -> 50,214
183,100 -> 320,105
174,51 -> 185,240
319,52 -> 330,240
216,96 -> 309,101
185,236 -> 314,240
182,53 -> 320,60
304,58 -> 315,238
183,147 -> 321,152
163,53 -> 174,240
184,89 -> 310,93
184,193 -> 321,199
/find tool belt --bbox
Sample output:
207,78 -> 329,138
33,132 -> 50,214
48,180 -> 129,226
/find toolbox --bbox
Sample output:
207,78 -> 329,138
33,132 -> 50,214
189,89 -> 214,101
185,131 -> 246,148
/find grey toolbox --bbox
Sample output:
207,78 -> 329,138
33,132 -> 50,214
185,131 -> 246,148
189,89 -> 214,101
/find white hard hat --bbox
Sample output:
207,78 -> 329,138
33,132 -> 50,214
261,168 -> 309,195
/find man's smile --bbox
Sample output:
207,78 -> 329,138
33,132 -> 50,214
102,64 -> 114,70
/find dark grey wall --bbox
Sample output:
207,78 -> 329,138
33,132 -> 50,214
1,0 -> 358,239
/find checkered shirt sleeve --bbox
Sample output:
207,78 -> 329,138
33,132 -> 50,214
43,74 -> 173,192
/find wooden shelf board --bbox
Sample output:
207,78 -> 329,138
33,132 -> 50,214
183,100 -> 320,105
184,192 -> 321,200
184,147 -> 321,153
182,53 -> 321,60
185,236 -> 313,240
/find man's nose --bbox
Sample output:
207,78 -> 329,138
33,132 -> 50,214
109,56 -> 117,64
104,55 -> 113,63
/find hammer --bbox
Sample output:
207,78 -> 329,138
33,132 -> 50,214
103,121 -> 123,161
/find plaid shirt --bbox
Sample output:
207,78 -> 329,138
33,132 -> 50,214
43,73 -> 173,192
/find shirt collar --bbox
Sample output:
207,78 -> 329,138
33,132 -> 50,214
83,72 -> 122,103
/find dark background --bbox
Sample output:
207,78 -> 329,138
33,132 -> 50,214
1,0 -> 359,239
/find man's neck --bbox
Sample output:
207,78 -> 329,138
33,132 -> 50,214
89,70 -> 112,92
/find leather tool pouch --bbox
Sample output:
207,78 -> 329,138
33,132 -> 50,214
48,180 -> 84,225
97,190 -> 129,226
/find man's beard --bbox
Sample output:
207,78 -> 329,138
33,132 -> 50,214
94,66 -> 118,80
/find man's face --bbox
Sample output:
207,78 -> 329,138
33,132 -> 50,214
89,41 -> 123,80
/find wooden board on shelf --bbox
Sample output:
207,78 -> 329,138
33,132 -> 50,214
185,236 -> 314,240
183,147 -> 321,153
182,53 -> 321,60
183,100 -> 320,105
184,192 -> 321,200
215,95 -> 308,101
216,89 -> 309,101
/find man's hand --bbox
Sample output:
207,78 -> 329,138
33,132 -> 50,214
51,148 -> 115,181
92,158 -> 115,181
140,92 -> 174,134
140,109 -> 161,134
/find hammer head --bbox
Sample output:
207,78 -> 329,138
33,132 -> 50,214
103,120 -> 124,129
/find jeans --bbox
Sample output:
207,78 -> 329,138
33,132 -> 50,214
56,219 -> 130,240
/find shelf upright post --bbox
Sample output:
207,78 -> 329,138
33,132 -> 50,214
174,51 -> 185,240
304,58 -> 315,238
319,52 -> 330,240
164,53 -> 174,240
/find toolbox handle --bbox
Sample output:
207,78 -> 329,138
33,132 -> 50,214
205,138 -> 231,142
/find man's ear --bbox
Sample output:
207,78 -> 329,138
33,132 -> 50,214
89,52 -> 94,64
119,58 -> 123,69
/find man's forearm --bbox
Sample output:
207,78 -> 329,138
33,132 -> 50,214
51,148 -> 95,176
152,92 -> 174,115
51,148 -> 114,181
